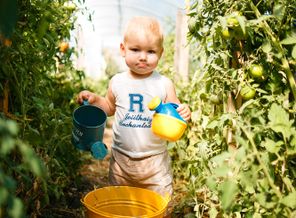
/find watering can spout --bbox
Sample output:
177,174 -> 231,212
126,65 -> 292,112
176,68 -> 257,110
91,142 -> 108,160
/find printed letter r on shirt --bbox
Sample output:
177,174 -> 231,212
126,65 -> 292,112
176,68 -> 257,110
129,94 -> 144,112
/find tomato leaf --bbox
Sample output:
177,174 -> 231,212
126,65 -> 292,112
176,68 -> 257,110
291,135 -> 296,147
237,16 -> 246,34
218,16 -> 227,29
213,165 -> 230,177
209,207 -> 219,218
273,4 -> 285,21
262,40 -> 272,53
207,120 -> 219,129
279,192 -> 296,208
29,158 -> 45,177
0,187 -> 9,205
18,143 -> 46,177
8,198 -> 23,218
206,176 -> 217,191
211,151 -> 231,165
220,180 -> 238,210
268,103 -> 293,139
292,45 -> 296,59
280,36 -> 296,45
262,138 -> 283,153
0,137 -> 15,155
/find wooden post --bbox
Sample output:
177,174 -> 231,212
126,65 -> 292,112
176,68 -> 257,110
174,7 -> 189,82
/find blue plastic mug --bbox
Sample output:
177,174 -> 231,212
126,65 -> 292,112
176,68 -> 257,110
71,101 -> 108,159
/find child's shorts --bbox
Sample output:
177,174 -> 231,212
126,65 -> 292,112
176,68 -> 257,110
108,148 -> 173,214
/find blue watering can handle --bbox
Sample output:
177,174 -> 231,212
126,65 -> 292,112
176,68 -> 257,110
170,103 -> 179,109
83,100 -> 89,105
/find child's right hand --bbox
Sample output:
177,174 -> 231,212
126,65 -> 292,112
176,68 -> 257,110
76,90 -> 97,105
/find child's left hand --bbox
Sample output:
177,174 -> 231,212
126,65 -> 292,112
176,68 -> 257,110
177,104 -> 191,122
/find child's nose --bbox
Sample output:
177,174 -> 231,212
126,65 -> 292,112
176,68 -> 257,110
139,51 -> 147,60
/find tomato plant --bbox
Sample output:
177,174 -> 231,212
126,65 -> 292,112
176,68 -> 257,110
0,1 -> 91,217
170,0 -> 296,217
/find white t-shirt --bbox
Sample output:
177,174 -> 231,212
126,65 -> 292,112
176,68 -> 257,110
111,71 -> 167,158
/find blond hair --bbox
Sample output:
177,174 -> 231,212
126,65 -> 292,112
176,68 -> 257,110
123,16 -> 163,47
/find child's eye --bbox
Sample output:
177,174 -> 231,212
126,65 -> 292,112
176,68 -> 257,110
148,50 -> 156,54
130,48 -> 139,52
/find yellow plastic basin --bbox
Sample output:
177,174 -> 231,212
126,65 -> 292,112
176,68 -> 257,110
151,114 -> 187,141
81,186 -> 168,218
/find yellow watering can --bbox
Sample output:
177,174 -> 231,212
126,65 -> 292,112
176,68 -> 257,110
148,97 -> 187,141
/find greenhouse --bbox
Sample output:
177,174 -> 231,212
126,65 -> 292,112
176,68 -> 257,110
0,0 -> 295,218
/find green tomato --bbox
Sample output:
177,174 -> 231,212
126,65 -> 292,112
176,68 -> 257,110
209,94 -> 221,104
64,2 -> 76,11
240,85 -> 256,100
249,64 -> 267,81
188,18 -> 197,35
199,93 -> 208,100
250,64 -> 263,77
221,28 -> 231,39
227,17 -> 239,28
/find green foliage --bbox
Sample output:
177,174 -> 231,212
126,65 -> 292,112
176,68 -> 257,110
158,31 -> 177,79
171,0 -> 296,217
0,0 -> 90,217
0,0 -> 17,38
0,118 -> 46,218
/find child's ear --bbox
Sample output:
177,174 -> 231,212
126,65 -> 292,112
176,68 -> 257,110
159,47 -> 164,58
120,43 -> 126,57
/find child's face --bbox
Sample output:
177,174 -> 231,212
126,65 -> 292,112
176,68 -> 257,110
120,31 -> 163,78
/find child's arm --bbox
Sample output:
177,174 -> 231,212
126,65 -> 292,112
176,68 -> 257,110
77,80 -> 116,116
163,77 -> 191,122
